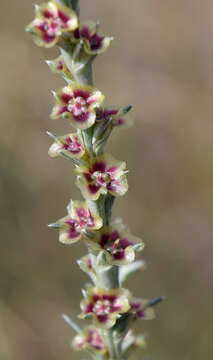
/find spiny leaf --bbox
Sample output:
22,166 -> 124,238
62,313 -> 81,333
119,260 -> 146,285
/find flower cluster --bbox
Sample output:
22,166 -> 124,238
26,1 -> 163,359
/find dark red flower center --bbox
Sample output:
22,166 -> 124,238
63,136 -> 82,154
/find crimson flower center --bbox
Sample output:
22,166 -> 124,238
89,331 -> 104,349
92,171 -> 111,187
43,19 -> 61,36
64,139 -> 80,152
76,217 -> 89,228
106,238 -> 122,254
67,96 -> 87,116
93,299 -> 111,315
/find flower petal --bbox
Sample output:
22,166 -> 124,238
59,229 -> 81,244
69,111 -> 96,130
76,176 -> 102,201
48,142 -> 63,157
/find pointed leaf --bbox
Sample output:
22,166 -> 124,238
119,260 -> 146,285
148,296 -> 165,308
62,313 -> 81,333
48,223 -> 60,229
96,250 -> 107,266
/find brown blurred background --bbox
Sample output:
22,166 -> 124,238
0,0 -> 213,359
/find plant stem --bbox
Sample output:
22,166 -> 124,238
61,0 -> 121,357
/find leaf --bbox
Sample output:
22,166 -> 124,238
148,296 -> 165,307
119,260 -> 146,285
92,118 -> 113,142
96,250 -> 107,266
48,223 -> 60,229
62,313 -> 81,333
59,46 -> 94,86
132,243 -> 145,252
46,131 -> 58,142
118,105 -> 132,116
81,288 -> 87,298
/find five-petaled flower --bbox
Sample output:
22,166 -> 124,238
48,133 -> 85,159
73,22 -> 113,55
88,219 -> 144,265
72,326 -> 107,355
51,83 -> 104,129
76,153 -> 128,200
52,200 -> 103,244
130,299 -> 155,320
26,1 -> 78,48
80,288 -> 131,328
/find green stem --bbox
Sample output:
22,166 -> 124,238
107,330 -> 117,359
61,1 -> 121,358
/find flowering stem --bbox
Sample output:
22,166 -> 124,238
26,0 -> 163,359
61,0 -> 121,351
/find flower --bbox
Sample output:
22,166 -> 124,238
87,219 -> 144,265
80,288 -> 131,328
48,133 -> 85,159
96,108 -> 133,128
51,83 -> 104,129
52,200 -> 103,244
26,1 -> 78,48
130,299 -> 155,320
73,22 -> 113,55
72,326 -> 107,355
46,55 -> 74,80
76,153 -> 128,200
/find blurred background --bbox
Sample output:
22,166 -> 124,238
0,0 -> 213,359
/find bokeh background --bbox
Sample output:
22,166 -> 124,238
1,0 -> 213,359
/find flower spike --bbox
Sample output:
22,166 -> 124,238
26,0 -> 163,358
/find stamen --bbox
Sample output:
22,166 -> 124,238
93,299 -> 111,315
